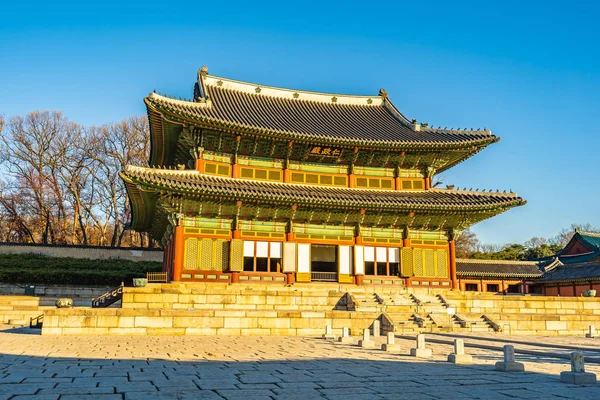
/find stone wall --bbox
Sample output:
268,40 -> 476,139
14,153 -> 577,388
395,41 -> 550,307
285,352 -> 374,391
0,243 -> 163,262
0,284 -> 114,298
443,292 -> 600,336
41,308 -> 380,336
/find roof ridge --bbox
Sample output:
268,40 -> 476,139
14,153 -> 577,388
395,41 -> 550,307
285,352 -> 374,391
578,230 -> 600,238
202,74 -> 385,107
457,258 -> 540,265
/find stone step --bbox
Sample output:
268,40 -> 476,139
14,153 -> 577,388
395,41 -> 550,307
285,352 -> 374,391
7,319 -> 29,325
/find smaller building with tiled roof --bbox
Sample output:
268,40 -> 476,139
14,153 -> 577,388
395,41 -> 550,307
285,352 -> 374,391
456,259 -> 544,293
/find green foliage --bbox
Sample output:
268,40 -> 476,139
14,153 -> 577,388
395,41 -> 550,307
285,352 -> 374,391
0,254 -> 161,286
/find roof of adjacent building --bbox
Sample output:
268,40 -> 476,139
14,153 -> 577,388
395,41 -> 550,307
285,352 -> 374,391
540,261 -> 600,283
121,165 -> 525,213
456,259 -> 544,278
145,67 -> 498,149
556,230 -> 600,264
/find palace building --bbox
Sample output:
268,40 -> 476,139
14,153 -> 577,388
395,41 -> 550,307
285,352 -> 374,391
120,66 -> 525,288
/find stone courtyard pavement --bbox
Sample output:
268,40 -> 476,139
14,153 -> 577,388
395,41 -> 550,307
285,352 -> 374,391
0,326 -> 599,399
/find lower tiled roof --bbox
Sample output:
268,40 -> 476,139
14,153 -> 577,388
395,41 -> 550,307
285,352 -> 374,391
457,259 -> 543,278
540,262 -> 600,282
121,166 -> 525,213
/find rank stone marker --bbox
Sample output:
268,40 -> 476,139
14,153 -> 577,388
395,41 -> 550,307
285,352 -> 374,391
322,325 -> 335,339
338,327 -> 354,344
410,334 -> 432,358
382,332 -> 401,352
495,345 -> 524,372
560,351 -> 597,384
358,328 -> 375,349
585,325 -> 598,338
447,338 -> 472,364
372,320 -> 381,337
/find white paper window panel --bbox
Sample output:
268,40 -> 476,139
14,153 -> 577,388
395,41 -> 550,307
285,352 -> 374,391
256,241 -> 269,258
339,246 -> 352,275
270,242 -> 282,258
297,243 -> 310,273
354,245 -> 365,275
243,241 -> 255,257
388,247 -> 400,263
376,247 -> 387,261
282,242 -> 296,272
364,246 -> 375,262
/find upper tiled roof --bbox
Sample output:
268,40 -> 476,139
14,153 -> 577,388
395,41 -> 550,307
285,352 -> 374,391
121,166 -> 525,213
457,259 -> 544,278
144,68 -> 498,148
577,231 -> 600,250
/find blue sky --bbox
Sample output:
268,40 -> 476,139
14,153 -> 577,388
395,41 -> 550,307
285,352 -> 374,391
1,1 -> 599,245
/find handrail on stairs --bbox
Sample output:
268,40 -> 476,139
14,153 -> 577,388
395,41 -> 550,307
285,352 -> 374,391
92,282 -> 124,308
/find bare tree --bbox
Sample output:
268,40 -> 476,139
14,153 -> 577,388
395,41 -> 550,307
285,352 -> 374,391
550,223 -> 599,247
455,229 -> 479,258
0,111 -> 150,247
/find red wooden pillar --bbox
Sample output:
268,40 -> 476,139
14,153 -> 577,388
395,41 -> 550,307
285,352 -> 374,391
172,225 -> 184,282
448,239 -> 458,289
424,177 -> 431,190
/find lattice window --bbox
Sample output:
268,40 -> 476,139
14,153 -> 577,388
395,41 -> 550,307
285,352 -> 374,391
213,240 -> 229,271
200,239 -> 213,270
229,239 -> 244,272
184,238 -> 199,269
413,248 -> 424,276
436,249 -> 448,278
401,248 -> 413,276
424,249 -> 436,277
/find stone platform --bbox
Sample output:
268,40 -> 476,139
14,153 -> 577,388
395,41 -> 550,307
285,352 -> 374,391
27,282 -> 600,336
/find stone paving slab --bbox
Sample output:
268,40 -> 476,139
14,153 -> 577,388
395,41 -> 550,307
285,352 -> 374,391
0,326 -> 599,399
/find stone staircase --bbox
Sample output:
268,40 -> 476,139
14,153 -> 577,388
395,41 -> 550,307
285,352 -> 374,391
0,296 -> 53,326
348,292 -> 384,312
453,313 -> 499,332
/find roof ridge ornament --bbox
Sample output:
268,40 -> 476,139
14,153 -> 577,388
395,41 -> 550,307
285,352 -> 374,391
198,65 -> 209,80
379,88 -> 388,99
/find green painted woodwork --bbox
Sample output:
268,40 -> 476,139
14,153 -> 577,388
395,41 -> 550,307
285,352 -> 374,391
408,229 -> 449,240
288,160 -> 348,174
181,216 -> 233,229
292,223 -> 355,237
201,150 -> 233,164
237,220 -> 287,233
360,226 -> 403,239
354,165 -> 395,177
238,155 -> 284,169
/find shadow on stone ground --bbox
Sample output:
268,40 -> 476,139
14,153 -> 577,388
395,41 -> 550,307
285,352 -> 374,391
0,334 -> 598,400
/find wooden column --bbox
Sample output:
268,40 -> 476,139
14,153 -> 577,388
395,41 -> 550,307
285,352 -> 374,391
172,225 -> 185,282
195,159 -> 203,172
232,135 -> 242,178
448,239 -> 458,289
424,178 -> 431,190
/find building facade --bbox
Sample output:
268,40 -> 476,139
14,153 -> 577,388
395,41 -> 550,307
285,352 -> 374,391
120,67 -> 524,288
540,231 -> 600,296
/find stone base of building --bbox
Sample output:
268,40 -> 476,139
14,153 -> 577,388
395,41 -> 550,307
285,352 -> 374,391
33,283 -> 600,336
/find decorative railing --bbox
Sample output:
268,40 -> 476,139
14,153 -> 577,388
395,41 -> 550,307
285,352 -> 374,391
147,272 -> 168,283
92,284 -> 124,308
29,314 -> 44,329
310,272 -> 338,282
